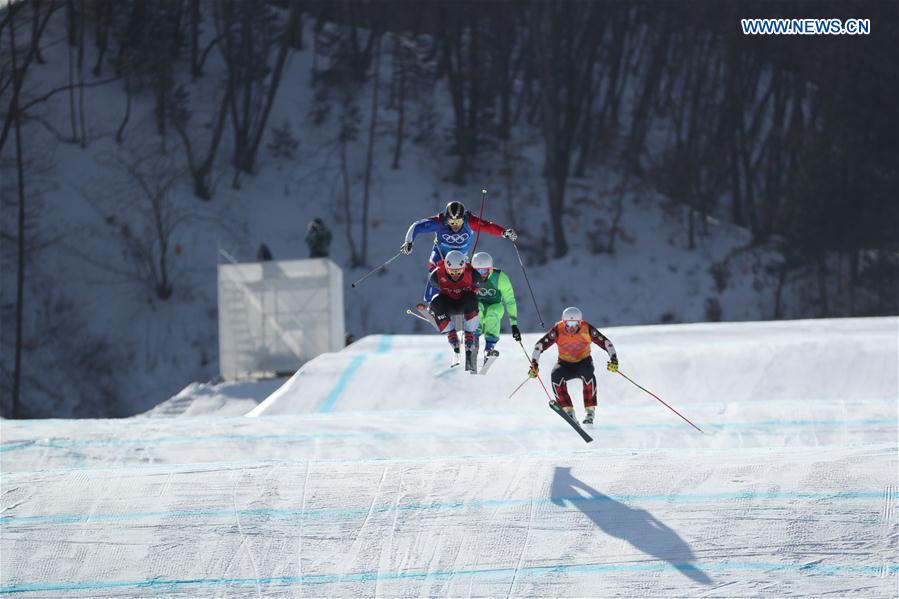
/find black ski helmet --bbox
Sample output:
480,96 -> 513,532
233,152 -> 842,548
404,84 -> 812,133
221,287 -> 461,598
445,201 -> 466,221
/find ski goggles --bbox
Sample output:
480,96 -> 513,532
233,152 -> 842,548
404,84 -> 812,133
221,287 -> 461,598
476,268 -> 490,277
565,320 -> 581,329
446,267 -> 465,277
447,217 -> 464,228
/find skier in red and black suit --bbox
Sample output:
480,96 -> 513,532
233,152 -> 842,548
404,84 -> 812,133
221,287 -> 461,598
428,250 -> 484,369
528,306 -> 618,426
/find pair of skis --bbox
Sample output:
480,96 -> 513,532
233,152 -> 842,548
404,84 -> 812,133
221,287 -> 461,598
548,400 -> 594,443
407,306 -> 497,376
433,351 -> 498,377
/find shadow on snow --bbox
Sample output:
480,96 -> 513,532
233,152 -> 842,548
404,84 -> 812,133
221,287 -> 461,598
550,466 -> 713,585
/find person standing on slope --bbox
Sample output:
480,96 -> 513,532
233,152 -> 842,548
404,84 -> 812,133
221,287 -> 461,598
428,250 -> 485,371
527,307 -> 618,425
401,200 -> 517,303
471,252 -> 521,364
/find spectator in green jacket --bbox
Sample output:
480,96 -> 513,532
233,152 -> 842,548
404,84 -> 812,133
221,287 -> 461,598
305,218 -> 332,258
471,251 -> 521,362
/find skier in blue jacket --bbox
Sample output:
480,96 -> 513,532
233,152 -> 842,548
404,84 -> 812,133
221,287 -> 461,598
401,200 -> 517,303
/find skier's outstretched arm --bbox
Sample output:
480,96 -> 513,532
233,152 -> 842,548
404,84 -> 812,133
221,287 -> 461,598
402,216 -> 440,254
528,327 -> 557,376
588,324 -> 618,372
469,214 -> 517,241
498,271 -> 520,340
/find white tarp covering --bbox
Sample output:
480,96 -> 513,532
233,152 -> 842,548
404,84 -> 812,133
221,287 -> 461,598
217,258 -> 344,379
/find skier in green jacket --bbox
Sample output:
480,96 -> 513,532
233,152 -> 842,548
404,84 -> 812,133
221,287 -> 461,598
471,252 -> 521,362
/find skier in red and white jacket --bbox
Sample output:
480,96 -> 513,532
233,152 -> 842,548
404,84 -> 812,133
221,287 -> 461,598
427,250 -> 484,370
528,306 -> 618,425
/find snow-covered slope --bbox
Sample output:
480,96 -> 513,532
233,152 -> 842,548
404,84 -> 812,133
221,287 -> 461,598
5,14 -> 803,417
141,378 -> 286,418
2,317 -> 897,596
250,317 -> 897,419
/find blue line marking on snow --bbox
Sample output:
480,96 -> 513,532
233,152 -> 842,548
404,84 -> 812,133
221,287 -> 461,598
1,418 -> 895,453
316,355 -> 366,413
2,562 -> 896,594
0,427 -> 552,452
0,442 -> 33,453
1,443 -> 894,477
703,418 -> 897,430
376,335 -> 392,353
0,490 -> 884,526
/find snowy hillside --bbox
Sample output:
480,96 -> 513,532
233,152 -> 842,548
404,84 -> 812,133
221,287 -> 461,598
2,13 -> 807,417
2,317 -> 896,596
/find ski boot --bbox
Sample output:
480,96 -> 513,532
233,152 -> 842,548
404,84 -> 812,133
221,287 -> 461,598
582,407 -> 595,426
484,348 -> 499,365
483,341 -> 498,365
563,406 -> 576,420
464,331 -> 477,373
444,332 -> 461,367
446,331 -> 460,348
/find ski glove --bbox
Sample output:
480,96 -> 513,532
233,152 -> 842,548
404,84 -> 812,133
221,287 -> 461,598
400,241 -> 414,255
528,360 -> 539,378
502,228 -> 518,242
607,358 -> 619,373
511,324 -> 521,341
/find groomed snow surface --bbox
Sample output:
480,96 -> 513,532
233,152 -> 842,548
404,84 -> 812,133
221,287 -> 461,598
2,317 -> 897,597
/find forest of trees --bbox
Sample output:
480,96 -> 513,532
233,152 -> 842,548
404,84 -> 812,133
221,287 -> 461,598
2,1 -> 896,417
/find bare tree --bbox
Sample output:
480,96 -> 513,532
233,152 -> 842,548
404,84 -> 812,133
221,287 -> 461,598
83,146 -> 193,301
437,2 -> 483,183
224,0 -> 298,186
91,0 -> 114,75
390,33 -> 407,169
531,1 -> 603,258
335,90 -> 362,266
30,0 -> 48,64
0,0 -> 56,156
7,4 -> 26,418
171,81 -> 233,200
359,37 -> 381,267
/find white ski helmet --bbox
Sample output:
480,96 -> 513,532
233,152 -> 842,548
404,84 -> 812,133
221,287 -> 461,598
471,252 -> 493,278
444,250 -> 467,274
562,306 -> 583,323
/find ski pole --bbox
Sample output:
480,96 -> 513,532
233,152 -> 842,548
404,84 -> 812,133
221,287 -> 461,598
517,339 -> 554,402
508,376 -> 531,399
511,241 -> 545,328
470,188 -> 488,258
405,309 -> 430,323
617,370 -> 705,434
351,251 -> 403,288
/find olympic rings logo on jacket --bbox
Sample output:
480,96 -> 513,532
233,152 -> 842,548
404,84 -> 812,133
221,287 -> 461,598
440,232 -> 470,244
477,288 -> 498,297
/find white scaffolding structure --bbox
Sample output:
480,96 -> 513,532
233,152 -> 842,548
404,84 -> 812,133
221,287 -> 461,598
217,255 -> 345,380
